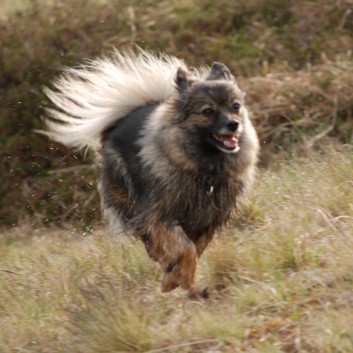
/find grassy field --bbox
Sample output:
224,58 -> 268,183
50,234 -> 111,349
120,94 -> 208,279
1,147 -> 353,353
1,0 -> 353,351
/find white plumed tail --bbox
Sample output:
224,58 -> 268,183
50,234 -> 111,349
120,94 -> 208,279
41,48 -> 197,150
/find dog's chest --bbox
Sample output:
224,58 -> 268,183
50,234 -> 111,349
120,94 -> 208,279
161,172 -> 242,234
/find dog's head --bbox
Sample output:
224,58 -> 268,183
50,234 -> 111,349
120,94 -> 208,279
175,62 -> 246,154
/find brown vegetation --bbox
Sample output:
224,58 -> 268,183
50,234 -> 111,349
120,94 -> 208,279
1,2 -> 353,351
1,0 -> 352,227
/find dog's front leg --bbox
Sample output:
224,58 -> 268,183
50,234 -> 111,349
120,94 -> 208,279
143,224 -> 198,292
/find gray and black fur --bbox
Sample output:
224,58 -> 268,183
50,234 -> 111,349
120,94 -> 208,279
41,49 -> 259,296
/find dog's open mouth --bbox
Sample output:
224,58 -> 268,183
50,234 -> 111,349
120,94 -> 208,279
213,133 -> 239,152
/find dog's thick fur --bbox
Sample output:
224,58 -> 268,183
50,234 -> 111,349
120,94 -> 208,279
43,48 -> 259,296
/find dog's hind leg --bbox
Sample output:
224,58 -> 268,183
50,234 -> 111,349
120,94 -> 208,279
143,224 -> 198,292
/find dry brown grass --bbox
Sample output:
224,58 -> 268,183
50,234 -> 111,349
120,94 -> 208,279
1,146 -> 353,352
243,58 -> 353,159
1,3 -> 352,351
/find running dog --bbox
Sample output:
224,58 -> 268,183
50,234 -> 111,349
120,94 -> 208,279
43,49 -> 259,297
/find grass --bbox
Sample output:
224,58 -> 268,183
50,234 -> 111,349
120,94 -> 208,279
1,1 -> 352,351
1,146 -> 353,352
243,59 -> 353,160
1,1 -> 353,349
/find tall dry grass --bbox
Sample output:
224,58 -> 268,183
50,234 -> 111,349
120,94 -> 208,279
1,146 -> 353,352
245,58 -> 353,157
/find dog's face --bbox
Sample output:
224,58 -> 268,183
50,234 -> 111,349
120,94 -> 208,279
175,63 -> 246,154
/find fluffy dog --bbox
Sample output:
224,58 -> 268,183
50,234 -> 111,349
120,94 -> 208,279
43,49 -> 259,297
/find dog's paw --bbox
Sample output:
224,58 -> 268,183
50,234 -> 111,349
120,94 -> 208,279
161,272 -> 179,292
187,286 -> 210,300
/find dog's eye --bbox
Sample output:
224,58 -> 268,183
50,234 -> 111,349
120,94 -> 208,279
202,107 -> 215,117
231,103 -> 241,113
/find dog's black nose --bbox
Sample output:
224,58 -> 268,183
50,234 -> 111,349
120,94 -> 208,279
226,120 -> 239,132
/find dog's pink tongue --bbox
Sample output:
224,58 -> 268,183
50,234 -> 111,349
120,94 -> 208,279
219,135 -> 237,148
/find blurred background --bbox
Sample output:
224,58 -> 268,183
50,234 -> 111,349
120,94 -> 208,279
1,0 -> 352,229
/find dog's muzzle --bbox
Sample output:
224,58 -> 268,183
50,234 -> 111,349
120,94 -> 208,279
212,120 -> 241,153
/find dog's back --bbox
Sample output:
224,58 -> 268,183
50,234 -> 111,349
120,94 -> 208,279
100,103 -> 160,238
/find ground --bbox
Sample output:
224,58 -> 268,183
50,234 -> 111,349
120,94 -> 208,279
1,147 -> 353,353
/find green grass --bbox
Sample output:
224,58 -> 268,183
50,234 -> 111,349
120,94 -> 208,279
1,146 -> 353,352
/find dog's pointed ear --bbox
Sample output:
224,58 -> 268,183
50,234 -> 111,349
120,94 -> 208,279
175,67 -> 195,93
207,62 -> 236,82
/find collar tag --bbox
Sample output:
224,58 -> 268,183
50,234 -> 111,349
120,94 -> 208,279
208,185 -> 214,196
